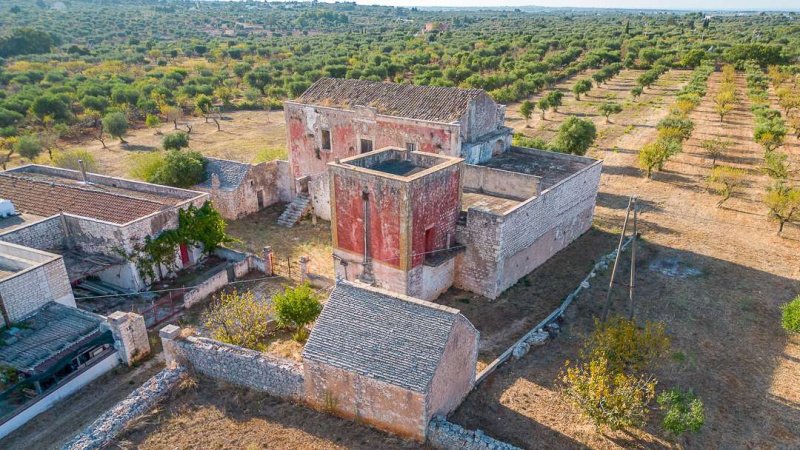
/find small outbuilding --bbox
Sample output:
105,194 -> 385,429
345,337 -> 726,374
302,281 -> 479,441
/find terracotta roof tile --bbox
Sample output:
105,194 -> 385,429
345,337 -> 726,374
296,78 -> 486,123
0,174 -> 169,224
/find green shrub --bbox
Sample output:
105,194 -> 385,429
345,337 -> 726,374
149,150 -> 205,188
52,149 -> 97,172
272,284 -> 323,342
128,151 -> 165,181
657,388 -> 705,435
583,316 -> 671,374
145,114 -> 160,128
162,131 -> 189,150
552,116 -> 596,155
512,133 -> 548,149
14,135 -> 42,161
781,296 -> 800,333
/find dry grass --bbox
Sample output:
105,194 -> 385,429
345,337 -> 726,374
226,203 -> 334,280
19,110 -> 288,179
115,376 -> 424,450
449,70 -> 800,449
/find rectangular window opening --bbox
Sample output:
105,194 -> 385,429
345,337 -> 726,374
360,138 -> 374,154
321,129 -> 331,151
405,142 -> 417,152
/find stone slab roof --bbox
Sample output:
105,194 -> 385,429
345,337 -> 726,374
0,174 -> 169,224
0,302 -> 107,374
295,78 -> 486,123
303,282 -> 462,393
195,157 -> 251,191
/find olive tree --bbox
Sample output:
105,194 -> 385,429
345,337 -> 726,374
552,116 -> 596,156
102,112 -> 128,144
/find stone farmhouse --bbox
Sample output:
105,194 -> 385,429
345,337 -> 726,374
0,165 -> 208,293
285,78 -> 602,300
284,77 -> 513,220
192,157 -> 292,220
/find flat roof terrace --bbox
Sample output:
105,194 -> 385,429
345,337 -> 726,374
333,147 -> 463,181
481,146 -> 596,189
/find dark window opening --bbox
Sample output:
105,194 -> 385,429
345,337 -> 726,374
321,129 -> 331,151
406,142 -> 417,152
360,138 -> 373,154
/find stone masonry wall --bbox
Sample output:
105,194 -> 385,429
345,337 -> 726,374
0,257 -> 74,322
62,367 -> 187,450
427,417 -> 521,450
161,327 -> 304,401
0,215 -> 65,251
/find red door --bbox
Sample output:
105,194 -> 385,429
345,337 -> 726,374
425,227 -> 436,254
179,244 -> 190,265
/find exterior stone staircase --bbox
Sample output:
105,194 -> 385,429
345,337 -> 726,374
277,193 -> 310,227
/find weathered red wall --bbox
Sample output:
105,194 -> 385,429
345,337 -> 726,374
374,118 -> 455,155
333,174 -> 402,268
287,104 -> 460,181
410,167 -> 461,268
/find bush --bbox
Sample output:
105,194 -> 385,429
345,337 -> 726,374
52,149 -> 97,172
145,114 -> 160,128
561,356 -> 657,431
128,151 -> 165,181
162,131 -> 189,150
583,317 -> 671,374
272,284 -> 323,342
657,389 -> 705,435
203,289 -> 271,350
781,296 -> 800,333
149,150 -> 205,188
512,133 -> 548,149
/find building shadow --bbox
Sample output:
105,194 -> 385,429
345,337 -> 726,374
449,234 -> 800,449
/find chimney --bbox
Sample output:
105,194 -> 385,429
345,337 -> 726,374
78,159 -> 89,184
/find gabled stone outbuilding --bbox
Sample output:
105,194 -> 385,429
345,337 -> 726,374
302,281 -> 479,441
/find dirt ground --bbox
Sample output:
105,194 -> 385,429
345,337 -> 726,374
0,354 -> 166,450
114,375 -> 424,450
449,70 -> 800,449
226,203 -> 334,279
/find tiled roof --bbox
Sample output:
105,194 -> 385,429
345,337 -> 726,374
0,302 -> 108,374
0,174 -> 168,224
303,282 -> 461,393
296,78 -> 486,123
195,158 -> 250,191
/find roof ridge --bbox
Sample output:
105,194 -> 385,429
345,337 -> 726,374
337,280 -> 462,316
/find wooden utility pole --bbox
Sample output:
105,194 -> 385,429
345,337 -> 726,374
628,197 -> 638,320
602,196 -> 633,322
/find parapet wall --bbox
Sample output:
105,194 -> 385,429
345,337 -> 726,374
0,215 -> 65,251
456,160 -> 602,298
161,327 -> 304,401
463,164 -> 540,200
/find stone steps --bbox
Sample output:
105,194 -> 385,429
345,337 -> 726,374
277,194 -> 310,227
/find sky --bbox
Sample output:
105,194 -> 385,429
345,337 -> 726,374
339,0 -> 798,11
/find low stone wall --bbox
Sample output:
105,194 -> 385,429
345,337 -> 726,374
182,268 -> 230,309
427,416 -> 521,450
62,367 -> 187,450
161,325 -> 304,401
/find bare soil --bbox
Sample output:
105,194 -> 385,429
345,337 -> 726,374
114,375 -> 424,450
226,203 -> 334,279
0,354 -> 165,450
449,70 -> 800,449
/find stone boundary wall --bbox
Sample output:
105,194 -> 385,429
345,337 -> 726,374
427,416 -> 521,450
182,267 -> 230,309
161,326 -> 304,401
62,367 -> 187,450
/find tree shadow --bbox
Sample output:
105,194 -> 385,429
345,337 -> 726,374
451,235 -> 800,449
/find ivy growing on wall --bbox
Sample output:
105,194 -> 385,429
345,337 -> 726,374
116,201 -> 234,283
